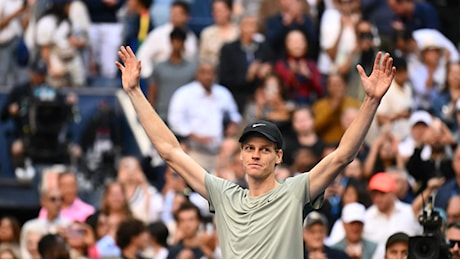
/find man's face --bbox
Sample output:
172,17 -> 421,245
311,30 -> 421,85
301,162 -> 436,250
447,198 -> 460,225
303,223 -> 327,251
385,241 -> 408,259
58,174 -> 77,205
177,209 -> 201,239
447,227 -> 460,259
371,190 -> 394,213
41,189 -> 63,217
343,221 -> 363,243
170,5 -> 188,27
240,136 -> 282,181
196,63 -> 215,90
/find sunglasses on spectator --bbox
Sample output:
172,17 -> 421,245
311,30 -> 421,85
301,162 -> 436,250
359,32 -> 374,40
49,196 -> 64,203
450,240 -> 460,248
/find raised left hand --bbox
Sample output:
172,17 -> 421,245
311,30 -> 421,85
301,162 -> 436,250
357,52 -> 395,100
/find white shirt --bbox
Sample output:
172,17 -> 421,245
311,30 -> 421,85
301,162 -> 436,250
137,23 -> 198,78
0,0 -> 23,44
363,200 -> 423,258
168,81 -> 241,153
129,185 -> 164,224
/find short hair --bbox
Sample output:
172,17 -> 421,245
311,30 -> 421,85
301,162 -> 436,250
116,218 -> 146,250
37,234 -> 70,259
213,0 -> 232,11
172,0 -> 190,15
138,0 -> 153,9
392,56 -> 408,71
148,221 -> 170,248
174,202 -> 202,222
170,27 -> 187,42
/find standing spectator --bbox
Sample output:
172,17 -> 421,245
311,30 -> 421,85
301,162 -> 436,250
313,74 -> 361,145
199,0 -> 239,66
137,1 -> 197,79
0,216 -> 21,257
274,29 -> 323,105
0,0 -> 28,87
218,14 -> 273,114
447,222 -> 460,259
168,61 -> 242,172
264,0 -> 317,59
384,232 -> 409,259
116,218 -> 149,259
331,203 -> 378,259
123,0 -> 154,54
167,202 -> 206,259
117,156 -> 164,223
84,0 -> 125,87
39,171 -> 95,223
147,27 -> 196,122
387,0 -> 439,32
363,172 -> 422,258
303,211 -> 350,259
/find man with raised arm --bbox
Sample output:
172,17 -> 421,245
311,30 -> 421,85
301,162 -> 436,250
115,46 -> 395,258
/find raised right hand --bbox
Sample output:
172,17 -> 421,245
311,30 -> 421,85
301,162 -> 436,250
115,46 -> 141,93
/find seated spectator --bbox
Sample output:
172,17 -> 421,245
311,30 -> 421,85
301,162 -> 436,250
0,216 -> 21,257
432,63 -> 460,132
64,221 -> 99,259
274,29 -> 323,105
447,222 -> 460,259
117,156 -> 164,223
199,0 -> 239,66
363,173 -> 422,258
19,228 -> 42,259
434,146 -> 460,210
447,196 -> 460,225
39,170 -> 95,223
37,234 -> 70,259
303,211 -> 350,259
331,203 -> 378,259
144,221 -> 170,259
384,232 -> 409,259
116,218 -> 149,259
95,213 -> 122,258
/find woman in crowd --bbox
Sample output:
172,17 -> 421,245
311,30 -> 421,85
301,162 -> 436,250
0,216 -> 21,257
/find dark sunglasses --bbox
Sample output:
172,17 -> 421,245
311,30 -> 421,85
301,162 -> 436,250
449,240 -> 460,248
359,32 -> 374,40
49,196 -> 64,202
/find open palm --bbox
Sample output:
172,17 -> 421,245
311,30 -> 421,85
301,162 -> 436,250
357,52 -> 395,100
115,46 -> 141,92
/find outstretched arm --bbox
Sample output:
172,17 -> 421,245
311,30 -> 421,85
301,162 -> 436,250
115,46 -> 208,199
309,52 -> 395,199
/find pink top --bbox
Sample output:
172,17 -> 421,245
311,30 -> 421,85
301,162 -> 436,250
39,198 -> 95,222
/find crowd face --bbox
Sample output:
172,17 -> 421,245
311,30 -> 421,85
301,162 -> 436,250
170,5 -> 189,28
240,137 -> 282,181
41,189 -> 64,219
196,63 -> 216,90
371,190 -> 394,213
447,197 -> 460,225
292,108 -> 315,135
448,63 -> 460,90
285,30 -> 307,58
452,148 -> 460,177
212,0 -> 231,26
58,173 -> 78,206
342,185 -> 359,205
343,221 -> 363,243
0,217 -> 18,243
303,223 -> 327,251
447,226 -> 460,259
385,241 -> 408,259
176,209 -> 201,239
65,222 -> 86,249
327,74 -> 346,99
239,16 -> 257,41
104,183 -> 127,212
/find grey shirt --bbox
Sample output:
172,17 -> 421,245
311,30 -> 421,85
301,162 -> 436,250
205,172 -> 322,258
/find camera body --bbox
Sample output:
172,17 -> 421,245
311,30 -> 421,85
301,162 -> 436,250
408,198 -> 451,259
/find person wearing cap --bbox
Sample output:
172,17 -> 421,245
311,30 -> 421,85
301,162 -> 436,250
363,172 -> 422,258
384,231 -> 409,259
116,45 -> 396,258
303,211 -> 350,259
331,203 -> 378,259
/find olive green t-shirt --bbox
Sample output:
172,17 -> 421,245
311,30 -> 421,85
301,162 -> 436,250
205,172 -> 322,259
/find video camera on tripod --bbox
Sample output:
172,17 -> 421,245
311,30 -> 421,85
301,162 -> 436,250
408,196 -> 451,259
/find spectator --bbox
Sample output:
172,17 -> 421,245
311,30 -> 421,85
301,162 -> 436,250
64,221 -> 99,258
360,0 -> 395,52
36,0 -> 87,88
0,0 -> 28,87
99,181 -> 133,224
37,234 -> 70,259
167,202 -> 206,259
384,232 -> 409,259
84,0 -> 125,87
343,158 -> 364,180
264,0 -> 317,59
147,27 -> 196,122
123,0 -> 154,54
363,172 -> 422,258
447,222 -> 460,259
0,216 -> 20,257
432,63 -> 460,132
116,218 -> 149,259
387,0 -> 439,32
144,221 -> 170,259
137,0 -> 197,79
362,131 -> 402,179
94,213 -> 122,258
313,74 -> 361,144
39,171 -> 95,223
117,156 -> 164,223
219,14 -> 274,114
434,146 -> 460,210
386,167 -> 414,204
447,196 -> 460,226
303,211 -> 350,259
331,203 -> 378,259
19,228 -> 42,259
0,247 -> 19,259
397,110 -> 432,161
274,29 -> 323,105
168,61 -> 242,172
199,0 -> 239,66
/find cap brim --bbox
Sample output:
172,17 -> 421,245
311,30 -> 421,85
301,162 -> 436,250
239,131 -> 279,148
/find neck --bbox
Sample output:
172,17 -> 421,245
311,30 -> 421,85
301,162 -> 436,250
182,235 -> 199,248
248,176 -> 279,197
47,212 -> 59,222
122,245 -> 138,259
170,53 -> 182,63
240,36 -> 252,45
381,201 -> 396,218
63,198 -> 75,208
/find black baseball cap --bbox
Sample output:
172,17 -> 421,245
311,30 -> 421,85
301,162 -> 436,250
238,120 -> 283,149
385,232 -> 409,249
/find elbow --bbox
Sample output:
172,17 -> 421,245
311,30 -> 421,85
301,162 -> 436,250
333,150 -> 355,167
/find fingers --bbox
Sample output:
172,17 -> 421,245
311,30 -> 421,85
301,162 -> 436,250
115,61 -> 124,72
356,64 -> 366,79
373,51 -> 382,72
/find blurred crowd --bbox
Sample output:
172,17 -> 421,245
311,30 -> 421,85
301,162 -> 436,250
1,0 -> 460,258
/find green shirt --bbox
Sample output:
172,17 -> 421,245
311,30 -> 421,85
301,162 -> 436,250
205,172 -> 322,258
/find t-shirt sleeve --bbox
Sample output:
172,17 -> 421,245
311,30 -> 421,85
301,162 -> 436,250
205,173 -> 240,213
285,172 -> 324,209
